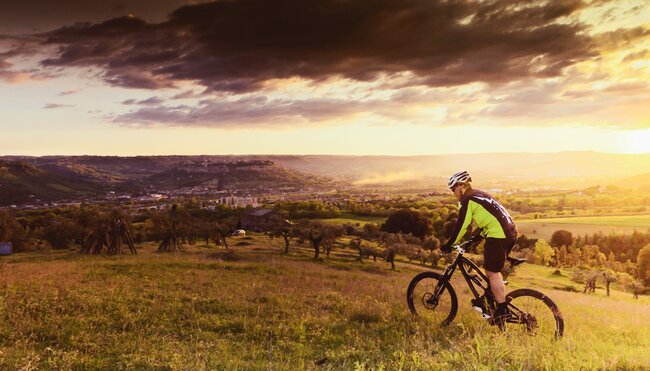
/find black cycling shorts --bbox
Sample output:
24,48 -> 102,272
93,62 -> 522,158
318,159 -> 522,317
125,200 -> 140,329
483,237 -> 516,272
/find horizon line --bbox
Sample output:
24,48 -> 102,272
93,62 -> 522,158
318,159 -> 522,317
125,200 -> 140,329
1,150 -> 650,158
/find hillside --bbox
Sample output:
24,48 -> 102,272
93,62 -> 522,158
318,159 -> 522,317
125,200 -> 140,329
0,160 -> 100,205
141,159 -> 336,191
0,157 -> 338,206
0,238 -> 647,369
2,152 -> 650,205
624,172 -> 650,189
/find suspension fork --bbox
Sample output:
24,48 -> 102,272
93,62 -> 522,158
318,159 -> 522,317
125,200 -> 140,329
433,260 -> 458,297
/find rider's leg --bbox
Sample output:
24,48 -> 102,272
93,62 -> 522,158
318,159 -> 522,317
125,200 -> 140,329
486,270 -> 506,303
483,238 -> 513,330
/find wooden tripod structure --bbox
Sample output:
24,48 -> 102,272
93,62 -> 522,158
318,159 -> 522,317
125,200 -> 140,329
158,204 -> 184,252
81,212 -> 137,255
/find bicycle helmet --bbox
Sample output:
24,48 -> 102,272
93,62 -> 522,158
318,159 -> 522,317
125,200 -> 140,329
448,171 -> 472,189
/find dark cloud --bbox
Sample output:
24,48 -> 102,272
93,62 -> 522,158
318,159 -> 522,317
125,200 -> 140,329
38,0 -> 597,93
0,0 -> 214,34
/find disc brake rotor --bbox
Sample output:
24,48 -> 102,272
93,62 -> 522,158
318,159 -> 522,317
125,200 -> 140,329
422,293 -> 438,309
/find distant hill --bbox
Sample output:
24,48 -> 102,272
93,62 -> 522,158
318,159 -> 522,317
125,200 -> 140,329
1,152 -> 649,205
140,159 -> 336,191
0,160 -> 101,205
0,157 -> 338,206
622,172 -> 650,189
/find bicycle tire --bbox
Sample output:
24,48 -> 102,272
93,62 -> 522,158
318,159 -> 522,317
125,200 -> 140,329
506,288 -> 564,338
407,271 -> 458,326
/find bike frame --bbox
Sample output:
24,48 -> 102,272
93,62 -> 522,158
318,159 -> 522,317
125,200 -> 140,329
436,243 -> 494,305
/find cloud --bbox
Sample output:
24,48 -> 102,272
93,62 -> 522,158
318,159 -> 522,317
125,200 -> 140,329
622,49 -> 648,62
58,88 -> 80,96
593,27 -> 650,52
113,95 -> 369,127
137,96 -> 164,105
0,58 -> 34,83
44,103 -> 73,109
476,77 -> 650,129
37,0 -> 597,93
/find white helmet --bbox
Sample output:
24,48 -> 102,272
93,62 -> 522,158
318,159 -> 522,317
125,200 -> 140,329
448,171 -> 471,189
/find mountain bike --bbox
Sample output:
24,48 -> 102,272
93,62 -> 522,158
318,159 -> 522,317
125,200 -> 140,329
407,240 -> 564,338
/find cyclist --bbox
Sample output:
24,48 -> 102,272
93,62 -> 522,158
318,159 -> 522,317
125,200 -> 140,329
441,171 -> 518,328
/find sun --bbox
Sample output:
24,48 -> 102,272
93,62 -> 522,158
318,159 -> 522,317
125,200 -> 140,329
620,129 -> 650,154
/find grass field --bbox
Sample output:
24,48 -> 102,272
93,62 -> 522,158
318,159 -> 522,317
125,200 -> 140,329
0,235 -> 648,369
517,214 -> 650,240
314,212 -> 387,226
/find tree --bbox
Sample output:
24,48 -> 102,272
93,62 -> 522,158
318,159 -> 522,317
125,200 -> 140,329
350,237 -> 364,261
422,237 -> 441,251
0,210 -> 29,252
583,272 -> 598,294
215,216 -> 238,249
40,216 -> 81,250
379,232 -> 420,271
533,239 -> 555,266
295,221 -> 343,260
602,270 -> 616,296
321,225 -> 345,257
637,244 -> 650,285
363,223 -> 381,240
516,234 -> 537,250
380,209 -> 432,239
556,245 -> 568,267
550,230 -> 573,247
632,281 -> 645,299
269,219 -> 294,254
158,204 -> 184,252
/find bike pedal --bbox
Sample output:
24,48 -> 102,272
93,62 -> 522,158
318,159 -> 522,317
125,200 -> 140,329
482,313 -> 491,319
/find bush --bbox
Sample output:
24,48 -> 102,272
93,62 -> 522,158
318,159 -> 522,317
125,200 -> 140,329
380,209 -> 432,239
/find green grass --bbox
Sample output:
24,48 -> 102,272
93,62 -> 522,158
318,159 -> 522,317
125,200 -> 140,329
314,212 -> 386,226
0,236 -> 648,369
519,214 -> 650,227
517,214 -> 650,240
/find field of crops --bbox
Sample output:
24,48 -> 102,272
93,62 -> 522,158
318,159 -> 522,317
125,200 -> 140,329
0,235 -> 648,369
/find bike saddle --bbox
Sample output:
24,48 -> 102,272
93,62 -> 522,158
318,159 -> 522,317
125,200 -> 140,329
507,256 -> 526,266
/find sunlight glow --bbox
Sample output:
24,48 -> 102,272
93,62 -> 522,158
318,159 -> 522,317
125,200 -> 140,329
620,129 -> 650,154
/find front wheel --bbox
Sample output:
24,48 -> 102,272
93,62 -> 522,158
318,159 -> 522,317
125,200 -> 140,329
506,288 -> 564,338
407,271 -> 458,326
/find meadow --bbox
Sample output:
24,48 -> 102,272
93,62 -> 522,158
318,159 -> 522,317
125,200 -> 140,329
0,234 -> 648,370
516,214 -> 650,240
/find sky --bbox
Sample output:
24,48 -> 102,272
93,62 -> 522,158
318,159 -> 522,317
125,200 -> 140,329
0,0 -> 648,156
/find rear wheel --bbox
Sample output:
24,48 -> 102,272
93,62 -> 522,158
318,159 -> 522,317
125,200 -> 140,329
407,271 -> 458,326
506,288 -> 564,338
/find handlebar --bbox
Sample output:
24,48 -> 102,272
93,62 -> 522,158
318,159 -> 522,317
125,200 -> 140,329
448,239 -> 479,254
